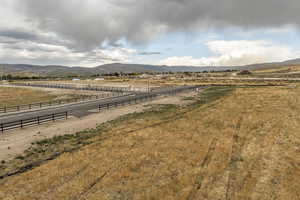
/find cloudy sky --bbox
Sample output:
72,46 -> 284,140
1,0 -> 300,67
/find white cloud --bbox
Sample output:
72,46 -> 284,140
158,40 -> 300,66
0,40 -> 136,67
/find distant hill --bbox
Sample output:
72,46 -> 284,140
1,58 -> 300,77
240,58 -> 300,71
95,63 -> 233,73
94,63 -> 168,73
0,64 -> 94,77
0,63 -> 234,77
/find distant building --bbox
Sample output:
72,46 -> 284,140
72,78 -> 80,81
94,78 -> 105,81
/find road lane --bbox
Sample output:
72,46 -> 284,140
0,86 -> 202,124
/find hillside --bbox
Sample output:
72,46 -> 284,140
1,58 -> 300,77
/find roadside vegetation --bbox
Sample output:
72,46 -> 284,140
0,85 -> 299,199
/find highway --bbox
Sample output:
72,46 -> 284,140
0,85 -> 201,124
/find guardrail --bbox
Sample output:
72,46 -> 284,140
99,94 -> 157,111
0,112 -> 68,132
0,93 -> 121,114
10,83 -> 134,93
0,86 -> 199,133
99,86 -> 199,111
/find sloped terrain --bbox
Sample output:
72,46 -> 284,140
0,86 -> 299,200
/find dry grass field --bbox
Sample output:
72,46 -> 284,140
251,65 -> 300,78
0,86 -> 300,199
38,79 -> 291,87
253,65 -> 300,73
0,87 -> 60,107
0,86 -> 97,107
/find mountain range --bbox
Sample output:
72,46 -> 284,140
1,58 -> 300,77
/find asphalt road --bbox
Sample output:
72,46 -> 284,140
0,86 -> 201,124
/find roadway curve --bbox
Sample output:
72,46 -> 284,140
0,86 -> 201,124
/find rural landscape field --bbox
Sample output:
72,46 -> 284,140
1,0 -> 300,199
0,79 -> 300,199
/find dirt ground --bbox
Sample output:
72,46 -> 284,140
0,92 -> 197,161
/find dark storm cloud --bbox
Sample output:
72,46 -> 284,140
19,0 -> 300,50
0,30 -> 37,40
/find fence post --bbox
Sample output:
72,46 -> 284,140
4,107 -> 6,113
66,112 -> 68,119
38,116 -> 40,124
20,120 -> 23,128
1,123 -> 3,132
52,114 -> 55,121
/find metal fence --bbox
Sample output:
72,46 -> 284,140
11,83 -> 134,93
0,93 -> 121,114
0,86 -> 199,133
99,86 -> 199,111
0,112 -> 68,132
99,94 -> 157,111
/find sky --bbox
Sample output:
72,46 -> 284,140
1,0 -> 300,67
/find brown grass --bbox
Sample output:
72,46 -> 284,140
0,86 -> 300,199
0,87 -> 60,107
253,65 -> 300,73
26,78 -> 292,88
